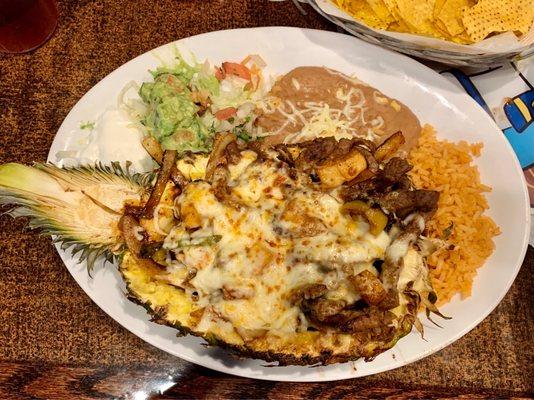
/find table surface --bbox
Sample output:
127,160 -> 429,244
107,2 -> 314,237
0,1 -> 533,398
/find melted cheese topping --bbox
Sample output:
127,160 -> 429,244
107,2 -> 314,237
163,152 -> 392,335
177,155 -> 209,181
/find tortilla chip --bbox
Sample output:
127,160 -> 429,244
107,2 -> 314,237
462,0 -> 534,41
393,0 -> 437,35
453,30 -> 473,44
433,0 -> 447,18
382,0 -> 402,22
388,20 -> 411,32
433,18 -> 454,38
437,0 -> 468,37
365,0 -> 396,25
338,0 -> 392,29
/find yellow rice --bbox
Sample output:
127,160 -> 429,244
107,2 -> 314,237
408,125 -> 500,305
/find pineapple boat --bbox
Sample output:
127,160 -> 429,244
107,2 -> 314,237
0,132 -> 445,365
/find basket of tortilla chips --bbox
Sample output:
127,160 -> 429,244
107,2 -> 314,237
307,0 -> 534,67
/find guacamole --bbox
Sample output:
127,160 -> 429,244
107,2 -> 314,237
138,55 -> 218,154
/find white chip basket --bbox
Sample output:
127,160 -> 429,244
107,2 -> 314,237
305,0 -> 534,67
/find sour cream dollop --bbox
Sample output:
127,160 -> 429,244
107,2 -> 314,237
58,108 -> 153,173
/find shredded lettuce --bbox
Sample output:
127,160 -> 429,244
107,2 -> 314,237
211,76 -> 252,109
195,74 -> 220,96
150,52 -> 199,86
192,61 -> 220,97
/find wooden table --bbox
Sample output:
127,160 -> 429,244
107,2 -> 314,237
0,1 -> 532,398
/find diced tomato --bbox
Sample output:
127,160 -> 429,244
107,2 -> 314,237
222,62 -> 251,81
214,66 -> 225,81
215,107 -> 237,120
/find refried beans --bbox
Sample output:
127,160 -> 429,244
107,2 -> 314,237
256,66 -> 421,152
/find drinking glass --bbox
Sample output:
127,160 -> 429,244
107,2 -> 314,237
0,0 -> 58,54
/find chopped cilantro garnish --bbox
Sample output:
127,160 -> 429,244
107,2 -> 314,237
80,121 -> 95,130
208,123 -> 217,136
232,123 -> 251,142
237,132 -> 251,142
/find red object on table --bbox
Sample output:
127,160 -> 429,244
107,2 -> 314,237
0,0 -> 58,53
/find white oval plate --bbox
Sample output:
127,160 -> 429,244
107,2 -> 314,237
47,27 -> 530,381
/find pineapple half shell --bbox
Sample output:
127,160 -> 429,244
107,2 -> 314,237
0,161 -> 438,365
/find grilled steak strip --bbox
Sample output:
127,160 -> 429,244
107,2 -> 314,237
342,157 -> 439,218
